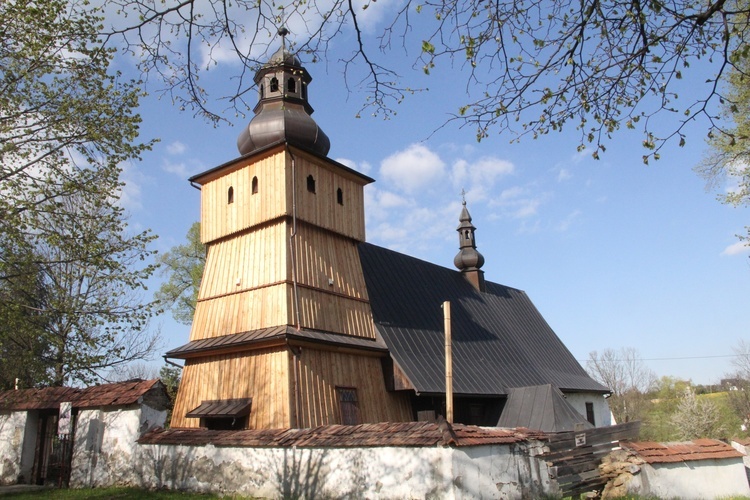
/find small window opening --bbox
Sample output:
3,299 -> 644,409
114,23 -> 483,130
201,416 -> 247,430
287,77 -> 296,93
252,176 -> 258,195
301,83 -> 307,100
336,387 -> 361,425
464,229 -> 470,240
336,188 -> 343,205
228,186 -> 234,204
270,77 -> 279,92
585,402 -> 595,426
306,175 -> 316,194
260,84 -> 264,98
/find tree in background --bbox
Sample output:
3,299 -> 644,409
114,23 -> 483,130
159,364 -> 182,427
155,222 -> 206,325
0,0 -> 159,387
721,340 -> 750,429
699,35 -> 750,248
671,386 -> 724,439
587,347 -> 657,424
99,0 -> 749,161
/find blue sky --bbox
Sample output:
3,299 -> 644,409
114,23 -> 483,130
113,6 -> 750,386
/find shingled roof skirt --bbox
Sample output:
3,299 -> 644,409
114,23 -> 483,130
186,398 -> 252,419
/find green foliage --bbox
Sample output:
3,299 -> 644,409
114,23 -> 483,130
0,0 -> 158,387
155,222 -> 206,325
698,18 -> 750,247
159,363 -> 182,427
101,0 -> 750,160
0,486 -> 234,499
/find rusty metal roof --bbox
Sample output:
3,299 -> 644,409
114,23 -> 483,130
0,379 -> 161,411
166,325 -> 388,359
622,439 -> 743,464
186,398 -> 252,418
358,243 -> 609,396
139,421 -> 547,448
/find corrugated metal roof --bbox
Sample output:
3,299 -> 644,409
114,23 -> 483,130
140,421 -> 547,448
186,398 -> 252,418
623,439 -> 743,464
166,325 -> 388,358
0,379 -> 161,411
358,243 -> 608,396
497,384 -> 594,432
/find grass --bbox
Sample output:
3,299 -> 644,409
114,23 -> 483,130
0,486 -> 248,499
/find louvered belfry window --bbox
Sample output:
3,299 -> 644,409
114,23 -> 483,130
336,387 -> 361,425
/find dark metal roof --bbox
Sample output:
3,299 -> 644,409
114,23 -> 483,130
140,421 -> 547,448
166,325 -> 389,359
186,398 -> 252,419
497,384 -> 594,432
358,243 -> 608,396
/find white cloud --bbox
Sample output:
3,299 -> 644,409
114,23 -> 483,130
380,143 -> 446,193
721,240 -> 750,256
161,160 -> 190,178
167,141 -> 187,155
488,185 -> 547,219
452,157 -> 514,196
118,162 -> 145,211
336,157 -> 373,175
557,168 -> 572,182
557,209 -> 582,231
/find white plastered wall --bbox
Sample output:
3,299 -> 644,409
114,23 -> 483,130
564,392 -> 612,427
626,459 -> 750,499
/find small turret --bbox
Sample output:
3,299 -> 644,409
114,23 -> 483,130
453,197 -> 485,292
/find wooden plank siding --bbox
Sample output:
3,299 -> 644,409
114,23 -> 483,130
199,147 -> 367,245
190,286 -> 288,341
171,347 -> 291,429
200,149 -> 287,244
293,348 -> 412,427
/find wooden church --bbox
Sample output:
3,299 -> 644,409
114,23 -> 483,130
167,34 -> 609,431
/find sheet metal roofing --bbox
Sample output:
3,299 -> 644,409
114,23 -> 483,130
497,384 -> 594,432
140,421 -> 547,448
0,379 -> 161,411
166,325 -> 388,359
186,398 -> 252,418
622,439 -> 743,464
358,242 -> 608,396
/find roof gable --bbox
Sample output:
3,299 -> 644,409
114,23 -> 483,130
358,243 -> 607,395
498,384 -> 594,432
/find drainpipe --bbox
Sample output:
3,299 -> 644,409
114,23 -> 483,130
288,146 -> 302,331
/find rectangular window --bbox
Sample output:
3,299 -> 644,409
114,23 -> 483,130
336,387 -> 361,425
585,402 -> 596,426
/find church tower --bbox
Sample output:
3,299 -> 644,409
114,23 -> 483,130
168,32 -> 411,429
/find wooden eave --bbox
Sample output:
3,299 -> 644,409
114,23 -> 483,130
188,141 -> 375,187
166,326 -> 389,360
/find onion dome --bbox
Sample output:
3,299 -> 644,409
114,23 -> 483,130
237,28 -> 330,156
454,199 -> 485,272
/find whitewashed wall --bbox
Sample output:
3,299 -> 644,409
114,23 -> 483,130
625,459 -> 750,499
70,404 -> 167,488
564,392 -> 612,427
0,411 -> 27,485
70,427 -> 554,499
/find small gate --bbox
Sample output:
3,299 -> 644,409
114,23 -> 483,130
32,412 -> 74,487
542,420 -> 641,496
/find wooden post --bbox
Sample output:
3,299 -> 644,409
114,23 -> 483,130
443,300 -> 453,423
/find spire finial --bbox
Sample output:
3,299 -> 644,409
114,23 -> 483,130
460,188 -> 467,205
278,26 -> 289,52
